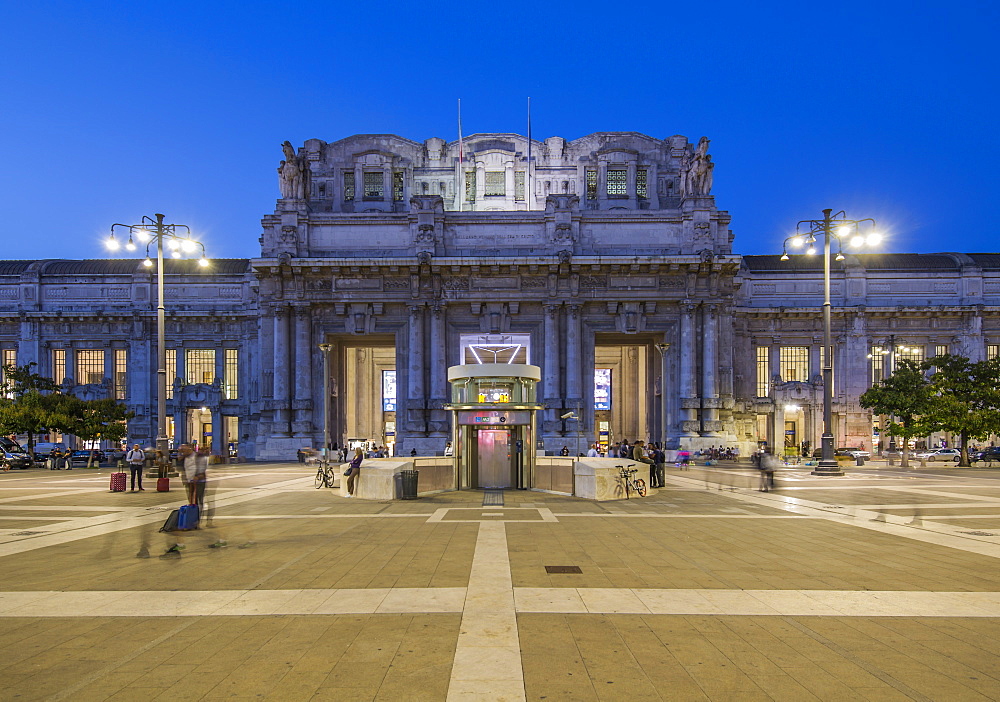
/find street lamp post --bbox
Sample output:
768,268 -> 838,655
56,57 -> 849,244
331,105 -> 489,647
318,343 -> 333,465
780,209 -> 879,476
107,214 -> 207,477
655,343 -> 671,450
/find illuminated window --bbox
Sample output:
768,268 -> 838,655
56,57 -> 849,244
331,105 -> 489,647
779,346 -> 809,382
756,346 -> 769,397
636,169 -> 648,199
514,171 -> 525,201
52,349 -> 65,384
935,345 -> 948,357
186,349 -> 216,385
343,172 -> 355,201
465,171 -> 476,201
896,346 -> 924,365
869,346 -> 886,386
392,171 -> 404,201
1,349 -> 15,395
224,349 -> 238,400
382,370 -> 396,412
586,170 -> 597,199
606,169 -> 627,196
987,345 -> 999,361
114,349 -> 127,400
594,368 -> 611,410
363,172 -> 384,199
165,349 -> 176,399
76,349 -> 104,385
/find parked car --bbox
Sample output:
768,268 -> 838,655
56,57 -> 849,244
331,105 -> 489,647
971,447 -> 1000,464
914,448 -> 961,462
69,449 -> 107,465
834,447 -> 870,459
1,448 -> 32,470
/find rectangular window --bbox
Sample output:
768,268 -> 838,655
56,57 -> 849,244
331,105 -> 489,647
465,171 -> 476,201
586,170 -> 597,199
52,349 -> 65,384
896,346 -> 924,366
343,172 -> 355,201
363,171 -> 384,199
224,349 -> 239,400
935,344 -> 948,357
114,349 -> 127,400
779,346 -> 809,382
636,169 -> 648,199
987,345 -> 999,361
75,349 -> 104,385
594,368 -> 612,410
1,349 -> 15,395
165,349 -> 176,399
870,346 -> 885,387
392,171 -> 404,201
606,169 -> 627,196
186,349 -> 216,385
514,171 -> 525,201
382,370 -> 396,412
756,346 -> 769,397
485,171 -> 505,197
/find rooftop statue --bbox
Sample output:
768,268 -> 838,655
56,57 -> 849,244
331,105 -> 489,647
278,140 -> 309,200
681,136 -> 714,196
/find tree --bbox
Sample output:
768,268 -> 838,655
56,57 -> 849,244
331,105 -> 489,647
0,363 -> 64,456
859,359 -> 938,468
60,396 -> 133,467
924,354 -> 1000,467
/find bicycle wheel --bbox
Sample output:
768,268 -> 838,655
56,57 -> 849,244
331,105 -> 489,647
634,478 -> 647,497
314,468 -> 325,489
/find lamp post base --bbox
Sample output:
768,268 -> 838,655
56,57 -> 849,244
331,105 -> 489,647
812,460 -> 844,477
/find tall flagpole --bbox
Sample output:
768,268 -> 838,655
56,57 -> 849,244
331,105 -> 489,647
526,97 -> 531,210
457,98 -> 464,213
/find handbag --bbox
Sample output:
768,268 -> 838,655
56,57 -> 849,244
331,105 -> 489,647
342,465 -> 354,477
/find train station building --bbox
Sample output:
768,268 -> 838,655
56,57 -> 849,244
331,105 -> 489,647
1,131 -> 998,478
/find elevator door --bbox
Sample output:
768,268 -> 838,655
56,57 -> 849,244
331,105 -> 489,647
478,429 -> 511,488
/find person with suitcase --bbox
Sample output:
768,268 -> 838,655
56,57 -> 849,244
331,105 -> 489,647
126,444 -> 146,492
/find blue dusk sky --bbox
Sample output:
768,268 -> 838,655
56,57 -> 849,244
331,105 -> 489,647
1,1 -> 995,260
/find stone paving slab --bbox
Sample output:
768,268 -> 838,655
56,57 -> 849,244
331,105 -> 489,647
1,463 -> 1000,700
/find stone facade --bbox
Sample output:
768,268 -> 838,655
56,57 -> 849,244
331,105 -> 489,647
1,132 -> 998,459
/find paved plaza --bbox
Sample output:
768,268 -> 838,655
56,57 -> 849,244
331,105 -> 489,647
1,462 -> 999,701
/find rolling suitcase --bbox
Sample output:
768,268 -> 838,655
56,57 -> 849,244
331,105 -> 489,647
177,503 -> 200,530
156,477 -> 170,492
160,509 -> 180,532
110,471 -> 127,492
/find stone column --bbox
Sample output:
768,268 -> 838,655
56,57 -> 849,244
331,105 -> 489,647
701,304 -> 720,436
103,347 -> 115,395
292,307 -> 313,438
407,304 -> 426,434
543,304 -> 561,402
272,306 -> 291,436
678,303 -> 699,436
768,343 -> 781,385
428,302 -> 449,435
566,304 -> 582,403
211,408 -> 223,456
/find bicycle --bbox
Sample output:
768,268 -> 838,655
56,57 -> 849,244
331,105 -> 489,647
616,464 -> 647,498
314,460 -> 337,489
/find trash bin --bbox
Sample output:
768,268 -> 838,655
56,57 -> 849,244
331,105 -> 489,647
400,469 -> 419,500
856,456 -> 865,466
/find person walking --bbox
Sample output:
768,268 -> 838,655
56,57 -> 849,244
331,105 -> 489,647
586,443 -> 600,458
126,444 -> 146,491
345,447 -> 363,497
